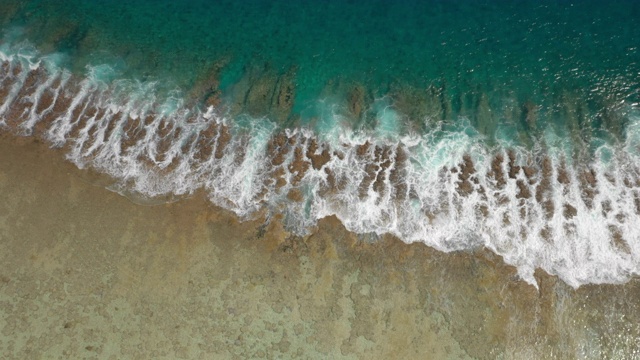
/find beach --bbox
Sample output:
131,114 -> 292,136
1,134 -> 640,359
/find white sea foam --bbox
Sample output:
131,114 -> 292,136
1,49 -> 639,289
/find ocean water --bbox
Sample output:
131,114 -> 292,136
1,0 -> 640,288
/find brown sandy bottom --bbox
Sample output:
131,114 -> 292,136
0,135 -> 639,360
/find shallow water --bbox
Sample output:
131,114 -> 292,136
0,136 -> 640,359
1,135 -> 640,359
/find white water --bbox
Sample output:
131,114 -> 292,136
1,48 -> 640,289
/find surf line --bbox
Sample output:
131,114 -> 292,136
1,51 -> 639,288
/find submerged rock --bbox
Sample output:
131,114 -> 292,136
347,84 -> 367,120
270,66 -> 297,123
226,63 -> 297,123
522,100 -> 538,130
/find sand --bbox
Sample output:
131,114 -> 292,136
1,134 -> 640,359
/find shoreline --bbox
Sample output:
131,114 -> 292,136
1,132 -> 640,358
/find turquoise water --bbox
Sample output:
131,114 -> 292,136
2,0 -> 639,144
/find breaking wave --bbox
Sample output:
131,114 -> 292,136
2,45 -> 640,288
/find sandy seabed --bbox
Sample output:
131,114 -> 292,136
0,134 -> 640,359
